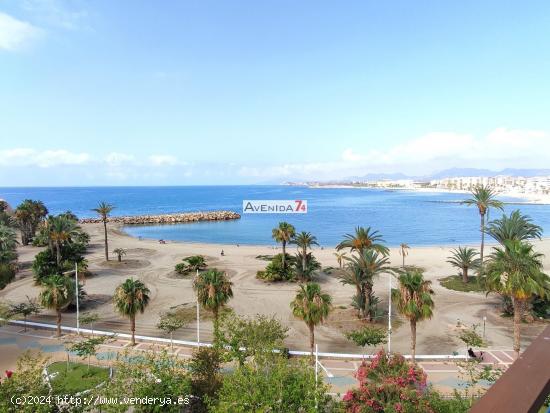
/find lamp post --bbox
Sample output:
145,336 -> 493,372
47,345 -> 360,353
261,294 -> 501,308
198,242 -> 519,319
196,269 -> 200,346
63,263 -> 80,335
388,272 -> 392,353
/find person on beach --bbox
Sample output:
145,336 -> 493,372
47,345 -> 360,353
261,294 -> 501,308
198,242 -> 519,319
221,249 -> 224,256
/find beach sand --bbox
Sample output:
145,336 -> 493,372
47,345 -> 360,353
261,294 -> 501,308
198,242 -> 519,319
1,223 -> 549,355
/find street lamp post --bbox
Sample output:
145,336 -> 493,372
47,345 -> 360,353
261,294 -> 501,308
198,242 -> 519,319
388,272 -> 392,353
75,262 -> 79,335
196,269 -> 200,346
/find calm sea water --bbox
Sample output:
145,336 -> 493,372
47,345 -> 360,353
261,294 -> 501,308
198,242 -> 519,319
1,186 -> 549,246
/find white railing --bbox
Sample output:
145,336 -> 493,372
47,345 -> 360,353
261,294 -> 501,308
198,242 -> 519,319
4,319 -> 468,361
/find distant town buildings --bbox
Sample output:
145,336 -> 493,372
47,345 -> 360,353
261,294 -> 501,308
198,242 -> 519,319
298,175 -> 550,196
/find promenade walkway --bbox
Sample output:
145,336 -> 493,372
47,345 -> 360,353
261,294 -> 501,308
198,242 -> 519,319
0,322 -> 517,397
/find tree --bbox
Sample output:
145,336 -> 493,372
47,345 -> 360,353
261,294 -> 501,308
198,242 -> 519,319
9,296 -> 41,332
0,225 -> 18,264
483,240 -> 550,358
113,278 -> 150,346
392,270 -> 435,361
271,222 -> 296,269
211,356 -> 330,413
175,255 -> 207,275
0,351 -> 54,413
188,347 -> 223,411
68,335 -> 112,370
93,349 -> 191,413
291,231 -> 318,272
217,313 -> 288,365
336,226 -> 389,256
47,215 -> 80,266
14,199 -> 48,245
342,249 -> 391,321
39,275 -> 74,337
80,312 -> 100,336
333,251 -> 347,269
447,246 -> 481,283
193,269 -> 233,340
346,326 -> 387,355
92,201 -> 115,261
157,312 -> 187,349
486,210 -> 543,244
293,252 -> 321,282
113,248 -> 126,262
290,282 -> 331,355
399,243 -> 410,269
457,323 -> 485,352
463,185 -> 504,267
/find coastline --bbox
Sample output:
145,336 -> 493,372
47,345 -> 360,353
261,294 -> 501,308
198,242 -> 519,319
303,185 -> 550,205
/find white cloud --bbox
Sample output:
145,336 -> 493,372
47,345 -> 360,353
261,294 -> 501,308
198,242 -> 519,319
240,128 -> 550,180
104,152 -> 135,166
21,0 -> 89,31
0,12 -> 41,51
148,154 -> 179,167
0,148 -> 90,167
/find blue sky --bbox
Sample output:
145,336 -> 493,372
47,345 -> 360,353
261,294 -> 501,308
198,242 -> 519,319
1,0 -> 550,185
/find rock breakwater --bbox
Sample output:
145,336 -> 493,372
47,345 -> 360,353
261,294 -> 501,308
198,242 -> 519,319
80,210 -> 240,225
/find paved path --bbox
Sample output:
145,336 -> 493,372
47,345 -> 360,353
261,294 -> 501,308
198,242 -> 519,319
0,324 -> 516,396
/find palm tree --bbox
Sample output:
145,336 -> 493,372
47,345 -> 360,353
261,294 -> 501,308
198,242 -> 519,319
271,222 -> 296,269
290,282 -> 332,355
399,243 -> 410,269
336,226 -> 389,256
463,185 -> 504,267
334,252 -> 347,269
344,250 -> 391,321
113,248 -> 127,262
92,202 -> 115,261
0,225 -> 18,264
339,264 -> 366,318
291,231 -> 319,272
447,246 -> 481,283
193,269 -> 233,339
113,278 -> 150,346
15,199 -> 48,245
48,215 -> 79,266
392,270 -> 435,361
39,275 -> 74,337
483,240 -> 549,358
486,210 -> 543,244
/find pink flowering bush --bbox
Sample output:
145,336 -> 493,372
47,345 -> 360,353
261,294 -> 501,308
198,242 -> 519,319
343,350 -> 435,413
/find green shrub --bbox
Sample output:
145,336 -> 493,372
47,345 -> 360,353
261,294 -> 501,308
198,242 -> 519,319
256,253 -> 294,282
0,263 -> 16,289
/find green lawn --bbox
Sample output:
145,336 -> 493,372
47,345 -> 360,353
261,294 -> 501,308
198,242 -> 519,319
47,361 -> 109,394
439,275 -> 485,293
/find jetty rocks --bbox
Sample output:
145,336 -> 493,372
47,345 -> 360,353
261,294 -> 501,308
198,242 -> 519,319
80,210 -> 241,225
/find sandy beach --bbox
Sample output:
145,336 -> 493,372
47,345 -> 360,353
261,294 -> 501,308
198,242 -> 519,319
1,222 -> 549,355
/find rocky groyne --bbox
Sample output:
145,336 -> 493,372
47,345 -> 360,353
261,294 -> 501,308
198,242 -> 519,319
80,210 -> 240,225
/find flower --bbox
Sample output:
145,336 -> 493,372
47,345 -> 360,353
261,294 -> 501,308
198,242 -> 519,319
5,370 -> 13,379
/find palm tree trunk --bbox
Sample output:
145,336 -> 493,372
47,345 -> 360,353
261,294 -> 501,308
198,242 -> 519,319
131,315 -> 136,346
213,307 -> 219,342
410,320 -> 417,362
56,310 -> 62,337
512,297 -> 523,359
356,285 -> 362,318
309,323 -> 315,356
103,220 -> 109,261
56,242 -> 62,267
282,241 -> 286,269
462,267 -> 469,283
302,246 -> 307,272
117,254 -> 121,262
480,213 -> 485,269
365,283 -> 373,322
402,254 -> 405,269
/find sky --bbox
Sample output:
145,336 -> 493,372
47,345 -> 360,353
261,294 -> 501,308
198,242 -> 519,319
1,0 -> 550,186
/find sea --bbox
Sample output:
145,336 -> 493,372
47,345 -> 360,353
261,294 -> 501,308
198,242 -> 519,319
1,186 -> 549,247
